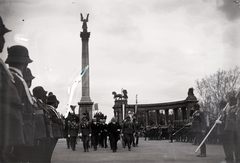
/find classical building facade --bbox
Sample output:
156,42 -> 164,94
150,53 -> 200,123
112,88 -> 198,125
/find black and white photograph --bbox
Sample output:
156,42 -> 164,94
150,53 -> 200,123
1,0 -> 240,162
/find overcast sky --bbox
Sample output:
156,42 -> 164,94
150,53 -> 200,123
0,0 -> 240,122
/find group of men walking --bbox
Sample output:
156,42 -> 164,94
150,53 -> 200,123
0,16 -> 63,163
65,115 -> 140,153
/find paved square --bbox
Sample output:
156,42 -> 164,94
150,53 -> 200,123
52,138 -> 224,163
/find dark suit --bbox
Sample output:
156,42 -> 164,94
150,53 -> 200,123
91,122 -> 101,150
108,122 -> 121,152
80,121 -> 91,151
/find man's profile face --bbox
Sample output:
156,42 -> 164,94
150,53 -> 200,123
0,35 -> 5,53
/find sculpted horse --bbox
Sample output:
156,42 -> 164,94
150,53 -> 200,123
112,91 -> 122,100
122,89 -> 128,99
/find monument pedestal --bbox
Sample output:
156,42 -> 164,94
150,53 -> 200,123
78,101 -> 93,122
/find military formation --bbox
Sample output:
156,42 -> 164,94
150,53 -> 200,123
0,16 -> 64,163
64,115 -> 140,153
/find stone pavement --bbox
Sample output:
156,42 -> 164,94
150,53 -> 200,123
51,138 -> 224,163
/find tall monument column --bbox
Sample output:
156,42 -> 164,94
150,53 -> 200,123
78,13 -> 93,122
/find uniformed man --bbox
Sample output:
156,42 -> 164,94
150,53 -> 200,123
5,45 -> 35,162
108,117 -> 121,152
191,103 -> 207,157
236,90 -> 240,163
0,16 -> 24,163
216,96 -> 238,163
216,100 -> 228,162
79,116 -> 91,152
132,116 -> 140,147
68,117 -> 80,151
121,116 -> 134,151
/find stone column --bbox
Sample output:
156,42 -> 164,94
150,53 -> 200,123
181,107 -> 187,120
174,108 -> 179,121
78,22 -> 93,122
165,109 -> 169,124
80,31 -> 91,102
146,111 -> 149,126
156,110 -> 160,125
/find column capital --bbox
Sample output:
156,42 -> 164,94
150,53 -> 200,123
80,32 -> 91,40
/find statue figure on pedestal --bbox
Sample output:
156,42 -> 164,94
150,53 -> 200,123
80,13 -> 89,32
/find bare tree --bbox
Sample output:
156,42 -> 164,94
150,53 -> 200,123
195,66 -> 240,119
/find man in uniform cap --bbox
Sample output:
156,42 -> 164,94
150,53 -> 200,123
0,16 -> 24,163
121,115 -> 134,151
68,117 -> 80,151
79,116 -> 91,152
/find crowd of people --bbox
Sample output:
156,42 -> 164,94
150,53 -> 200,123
0,16 -> 64,163
64,115 -> 140,153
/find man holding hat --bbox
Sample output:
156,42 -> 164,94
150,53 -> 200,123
0,16 -> 24,163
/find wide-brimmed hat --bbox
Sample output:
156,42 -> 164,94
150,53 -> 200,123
0,16 -> 11,35
5,45 -> 33,64
23,68 -> 35,81
33,86 -> 47,99
47,94 -> 59,104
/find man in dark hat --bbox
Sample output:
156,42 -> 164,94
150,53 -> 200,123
32,86 -> 54,163
0,16 -> 24,163
23,67 -> 35,88
5,45 -> 36,162
91,118 -> 101,151
0,16 -> 11,53
192,103 -> 207,157
107,117 -> 121,152
46,94 -> 63,160
5,45 -> 34,140
100,117 -> 108,148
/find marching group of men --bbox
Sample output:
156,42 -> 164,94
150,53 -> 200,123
65,115 -> 140,153
0,16 -> 63,163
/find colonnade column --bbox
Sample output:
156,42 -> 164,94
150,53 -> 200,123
156,110 -> 160,125
145,111 -> 149,126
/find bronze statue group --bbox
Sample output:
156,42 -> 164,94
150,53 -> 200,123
0,16 -> 64,163
64,115 -> 140,153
